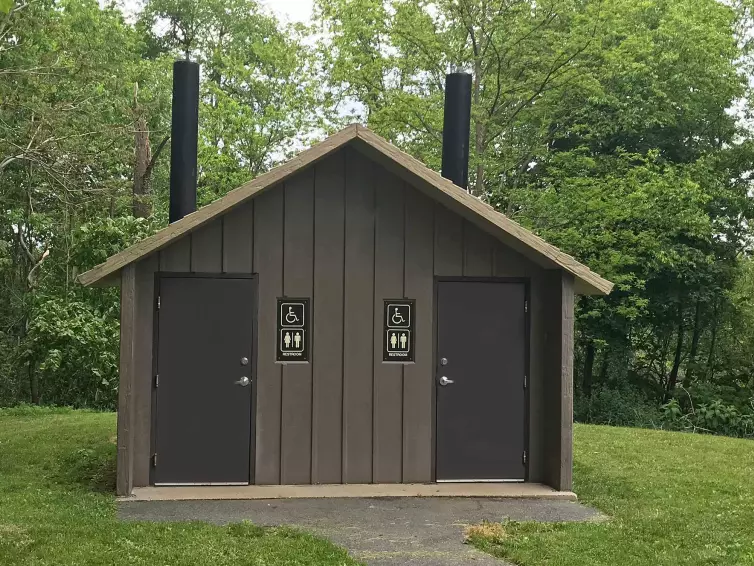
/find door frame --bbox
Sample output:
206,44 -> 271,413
149,272 -> 259,486
432,276 -> 530,483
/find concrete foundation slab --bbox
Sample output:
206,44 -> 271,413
124,482 -> 576,502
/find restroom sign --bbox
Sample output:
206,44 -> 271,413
277,298 -> 309,362
383,300 -> 415,362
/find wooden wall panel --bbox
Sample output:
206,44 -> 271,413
116,264 -> 136,496
541,270 -> 574,491
494,243 -> 531,278
159,237 -> 190,272
311,151 -> 345,484
191,221 -> 222,272
124,148 -> 568,490
253,187 -> 284,484
434,204 -> 463,276
222,201 -> 254,273
527,271 -> 546,483
463,221 -> 493,276
281,171 -> 315,485
559,273 -> 575,490
372,169 -> 405,483
402,189 -> 434,482
132,255 -> 157,487
342,148 -> 375,483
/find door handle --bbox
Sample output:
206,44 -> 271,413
235,376 -> 250,387
439,376 -> 454,386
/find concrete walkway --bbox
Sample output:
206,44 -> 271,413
119,497 -> 604,566
126,482 -> 576,501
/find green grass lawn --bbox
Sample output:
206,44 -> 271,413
0,407 -> 357,565
3,409 -> 753,566
469,424 -> 754,565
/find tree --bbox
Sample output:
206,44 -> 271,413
0,0 -> 165,405
140,0 -> 327,201
314,0 -> 600,195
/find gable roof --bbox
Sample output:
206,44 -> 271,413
79,124 -> 613,295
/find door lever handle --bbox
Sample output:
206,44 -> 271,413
439,376 -> 454,386
235,376 -> 251,387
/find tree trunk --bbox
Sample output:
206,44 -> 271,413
28,359 -> 39,405
684,299 -> 702,387
582,341 -> 595,398
706,299 -> 719,381
598,349 -> 609,384
665,303 -> 685,401
473,59 -> 484,196
132,114 -> 152,218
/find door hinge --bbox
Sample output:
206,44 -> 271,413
154,374 -> 159,388
524,375 -> 528,389
522,451 -> 528,465
156,296 -> 161,310
152,453 -> 158,467
524,300 -> 528,313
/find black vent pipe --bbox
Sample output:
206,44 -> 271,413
441,72 -> 472,191
169,60 -> 200,223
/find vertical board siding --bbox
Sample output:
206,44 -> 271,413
342,148 -> 376,483
542,269 -> 574,490
494,244 -> 531,278
434,204 -> 463,276
126,149 -> 562,488
116,264 -> 136,495
403,189 -> 435,483
254,187 -> 284,484
281,170 -> 315,485
527,272 -> 545,483
372,169 -> 405,483
132,255 -> 157,487
191,222 -> 222,272
463,221 -> 493,276
222,201 -> 254,273
311,151 -> 345,484
159,237 -> 191,272
559,273 -> 575,491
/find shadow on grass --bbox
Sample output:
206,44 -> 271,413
56,442 -> 117,494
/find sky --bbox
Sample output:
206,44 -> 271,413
118,0 -> 315,24
263,0 -> 314,23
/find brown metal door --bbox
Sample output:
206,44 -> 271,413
436,281 -> 526,481
154,276 -> 255,485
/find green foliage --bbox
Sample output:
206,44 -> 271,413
574,386 -> 662,428
0,0 -> 322,408
2,0 -> 754,426
141,0 -> 328,200
21,296 -> 119,408
661,398 -> 754,438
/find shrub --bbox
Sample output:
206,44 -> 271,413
574,386 -> 662,427
661,398 -> 754,438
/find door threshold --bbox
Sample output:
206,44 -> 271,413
154,482 -> 250,487
436,479 -> 525,483
123,483 -> 576,502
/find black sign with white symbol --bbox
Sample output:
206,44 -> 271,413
383,299 -> 415,362
277,299 -> 309,362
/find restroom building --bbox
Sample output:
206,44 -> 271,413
80,65 -> 612,496
81,123 -> 612,496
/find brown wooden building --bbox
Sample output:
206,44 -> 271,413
81,124 -> 612,497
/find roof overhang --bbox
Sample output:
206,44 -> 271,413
79,124 -> 613,296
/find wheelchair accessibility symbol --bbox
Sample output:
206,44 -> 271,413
387,304 -> 410,328
280,302 -> 305,327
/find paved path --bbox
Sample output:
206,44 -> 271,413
119,497 -> 604,566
